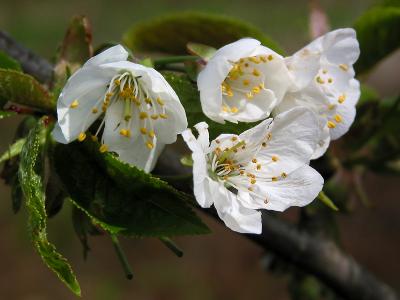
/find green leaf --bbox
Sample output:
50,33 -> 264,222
53,141 -> 210,237
354,6 -> 400,73
0,51 -> 22,71
123,12 -> 283,55
57,15 -> 93,65
0,69 -> 53,110
187,43 -> 217,61
162,72 -> 255,139
317,191 -> 339,211
18,118 -> 81,296
0,138 -> 25,165
0,110 -> 16,119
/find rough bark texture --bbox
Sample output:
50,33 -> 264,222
1,32 -> 398,300
0,31 -> 53,85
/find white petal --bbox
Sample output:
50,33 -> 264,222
57,87 -> 104,142
112,136 -> 164,173
102,99 -> 140,150
311,125 -> 330,159
181,122 -> 210,153
84,45 -> 129,68
197,39 -> 262,123
212,180 -> 262,234
51,123 -> 68,144
243,165 -> 323,211
258,107 -> 320,174
239,117 -> 273,143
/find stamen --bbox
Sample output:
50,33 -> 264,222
139,112 -> 148,119
339,64 -> 349,71
316,76 -> 325,84
271,155 -> 278,162
338,94 -> 346,103
334,114 -> 342,123
119,129 -> 131,137
78,132 -> 86,142
267,55 -> 273,61
159,113 -> 168,119
124,99 -> 132,121
252,69 -> 260,77
70,100 -> 79,108
327,121 -> 336,128
140,127 -> 147,134
99,144 -> 108,153
146,141 -> 154,149
231,106 -> 238,113
92,107 -> 98,114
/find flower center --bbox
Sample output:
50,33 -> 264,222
77,71 -> 168,152
220,54 -> 274,114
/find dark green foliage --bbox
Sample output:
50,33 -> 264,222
354,6 -> 400,73
0,51 -> 21,71
53,140 -> 210,237
163,72 -> 256,139
18,118 -> 81,296
56,15 -> 93,65
123,12 -> 283,55
0,69 -> 53,110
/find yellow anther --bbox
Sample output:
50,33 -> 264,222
267,133 -> 272,140
240,170 -> 245,175
231,106 -> 239,113
259,82 -> 265,89
256,164 -> 261,170
140,127 -> 147,134
78,132 -> 86,142
338,94 -> 346,103
328,104 -> 335,110
281,172 -> 287,178
267,54 -> 273,61
146,141 -> 154,149
156,97 -> 165,106
250,179 -> 257,184
106,92 -> 113,98
231,136 -> 238,142
248,187 -> 253,191
243,79 -> 250,86
327,121 -> 336,128
322,69 -> 328,74
339,64 -> 349,71
252,158 -> 257,163
252,86 -> 261,94
119,129 -> 131,137
262,142 -> 267,147
316,76 -> 325,84
334,114 -> 343,123
272,177 -> 278,182
91,135 -> 98,142
260,56 -> 267,63
99,144 -> 108,153
70,100 -> 79,108
246,92 -> 254,100
159,113 -> 168,119
114,79 -> 121,86
328,78 -> 333,83
271,155 -> 278,162
145,98 -> 152,104
252,69 -> 260,77
222,105 -> 229,112
249,57 -> 260,64
216,139 -> 220,144
148,130 -> 155,138
226,90 -> 234,97
151,114 -> 159,120
139,112 -> 148,119
92,107 -> 98,114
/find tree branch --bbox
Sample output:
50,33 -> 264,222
1,33 -> 398,300
156,146 -> 398,300
0,31 -> 53,85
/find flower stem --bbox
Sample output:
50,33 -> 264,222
111,234 -> 133,280
317,191 -> 339,211
153,55 -> 198,68
159,237 -> 184,257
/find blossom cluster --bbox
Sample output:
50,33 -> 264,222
53,29 -> 360,234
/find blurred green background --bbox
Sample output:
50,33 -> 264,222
1,0 -> 400,299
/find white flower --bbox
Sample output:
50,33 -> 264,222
275,28 -> 360,158
182,107 -> 324,234
197,38 -> 292,124
52,45 -> 187,172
